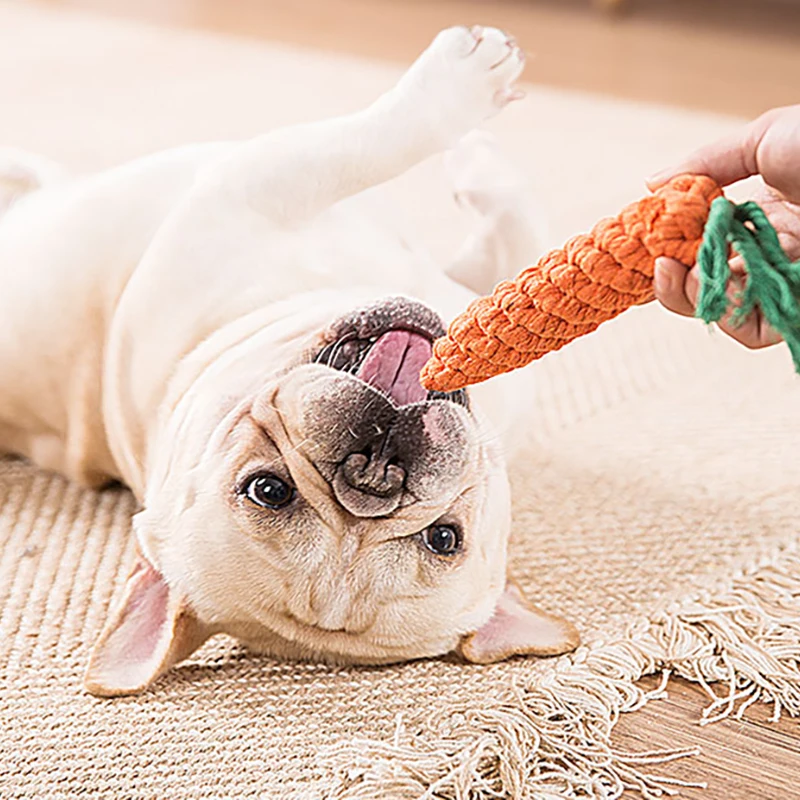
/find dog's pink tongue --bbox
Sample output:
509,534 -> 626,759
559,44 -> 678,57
357,330 -> 431,406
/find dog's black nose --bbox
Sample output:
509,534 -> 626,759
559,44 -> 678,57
342,450 -> 405,496
296,375 -> 469,518
333,440 -> 407,517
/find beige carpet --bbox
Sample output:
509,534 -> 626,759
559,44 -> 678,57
2,3 -> 800,798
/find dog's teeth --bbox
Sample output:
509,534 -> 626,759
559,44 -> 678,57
314,330 -> 383,374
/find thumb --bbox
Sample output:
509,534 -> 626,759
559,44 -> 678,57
646,108 -> 779,191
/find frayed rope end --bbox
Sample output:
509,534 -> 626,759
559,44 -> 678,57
696,196 -> 800,371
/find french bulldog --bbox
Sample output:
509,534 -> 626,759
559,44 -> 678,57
0,25 -> 578,697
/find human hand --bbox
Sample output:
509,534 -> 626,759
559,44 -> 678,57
648,104 -> 800,348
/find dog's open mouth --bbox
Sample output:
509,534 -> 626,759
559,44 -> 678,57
314,298 -> 468,408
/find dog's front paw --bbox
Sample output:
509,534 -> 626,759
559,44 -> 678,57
401,25 -> 525,145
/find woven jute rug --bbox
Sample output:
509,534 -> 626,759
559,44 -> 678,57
2,4 -> 799,798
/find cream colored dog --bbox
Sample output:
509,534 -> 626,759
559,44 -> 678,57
0,25 -> 578,697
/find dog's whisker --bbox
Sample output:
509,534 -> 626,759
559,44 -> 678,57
326,338 -> 345,369
280,435 -> 315,460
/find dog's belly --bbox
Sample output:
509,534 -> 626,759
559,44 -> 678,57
106,199 -> 479,416
0,144 -> 231,484
0,140 -> 528,486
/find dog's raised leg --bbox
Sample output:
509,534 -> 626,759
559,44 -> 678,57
445,131 -> 546,296
198,26 -> 525,223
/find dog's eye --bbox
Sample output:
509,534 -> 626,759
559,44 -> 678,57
243,473 -> 295,509
421,524 -> 462,556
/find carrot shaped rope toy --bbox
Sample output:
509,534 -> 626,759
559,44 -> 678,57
420,174 -> 800,393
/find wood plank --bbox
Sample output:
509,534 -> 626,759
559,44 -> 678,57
614,676 -> 800,799
32,0 -> 800,117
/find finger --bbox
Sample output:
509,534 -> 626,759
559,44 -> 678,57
646,108 -> 782,191
716,310 -> 782,350
688,261 -> 783,349
653,258 -> 696,317
659,258 -> 783,348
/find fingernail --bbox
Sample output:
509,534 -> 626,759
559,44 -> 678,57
685,268 -> 699,305
653,259 -> 669,296
646,168 -> 673,190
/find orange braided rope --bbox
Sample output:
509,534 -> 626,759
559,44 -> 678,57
421,174 -> 723,392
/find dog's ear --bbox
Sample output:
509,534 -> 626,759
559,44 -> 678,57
459,581 -> 579,664
84,555 -> 211,697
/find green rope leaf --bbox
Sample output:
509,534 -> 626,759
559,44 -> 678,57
696,197 -> 735,323
695,196 -> 800,372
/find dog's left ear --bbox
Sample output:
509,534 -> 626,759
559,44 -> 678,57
84,555 -> 211,697
459,581 -> 579,664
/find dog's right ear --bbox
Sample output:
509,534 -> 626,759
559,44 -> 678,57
84,555 -> 211,697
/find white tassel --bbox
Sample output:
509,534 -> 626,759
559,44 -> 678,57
320,549 -> 800,799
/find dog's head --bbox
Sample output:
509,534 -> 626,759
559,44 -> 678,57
85,297 -> 578,696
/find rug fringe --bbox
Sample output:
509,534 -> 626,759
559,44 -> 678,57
320,548 -> 800,799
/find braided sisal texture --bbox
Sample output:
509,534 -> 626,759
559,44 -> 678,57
422,175 -> 723,392
2,5 -> 800,797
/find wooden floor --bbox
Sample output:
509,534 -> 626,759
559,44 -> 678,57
614,676 -> 800,799
20,0 -> 800,797
38,0 -> 800,117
